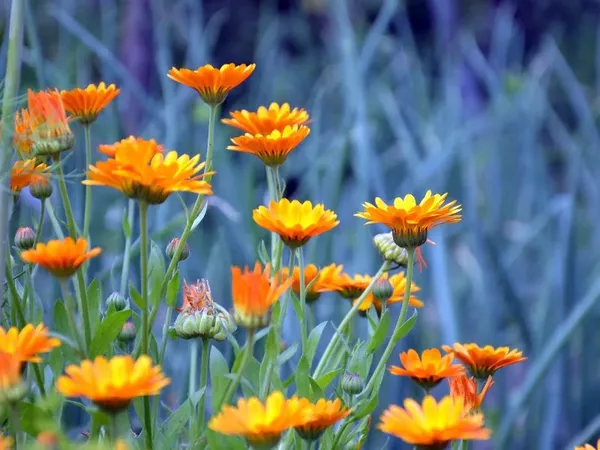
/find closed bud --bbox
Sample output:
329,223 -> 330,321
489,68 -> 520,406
118,322 -> 136,343
342,371 -> 364,395
106,291 -> 129,312
373,233 -> 408,266
373,278 -> 394,302
29,177 -> 53,200
166,238 -> 190,262
15,227 -> 35,250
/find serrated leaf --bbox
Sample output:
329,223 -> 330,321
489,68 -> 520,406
87,279 -> 102,336
210,346 -> 229,411
367,309 -> 390,354
89,310 -> 131,358
130,284 -> 144,309
190,199 -> 209,231
166,270 -> 180,308
122,209 -> 132,238
295,355 -> 310,397
316,368 -> 343,390
306,321 -> 327,365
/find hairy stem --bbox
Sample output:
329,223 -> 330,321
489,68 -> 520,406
82,124 -> 93,240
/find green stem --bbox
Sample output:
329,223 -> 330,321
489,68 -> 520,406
363,249 -> 415,396
158,307 -> 173,365
197,338 -> 210,438
54,154 -> 78,239
219,330 -> 255,408
9,403 -> 21,449
267,167 -> 284,272
59,279 -> 86,357
82,124 -> 93,240
120,199 -> 135,296
34,201 -> 45,246
313,261 -> 390,379
297,247 -> 308,355
459,440 -> 468,450
111,412 -> 119,441
44,200 -> 64,239
75,270 -> 92,352
25,267 -> 35,323
188,339 -> 198,446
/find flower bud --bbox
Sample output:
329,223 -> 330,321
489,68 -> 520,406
15,227 -> 35,250
106,291 -> 129,312
372,278 -> 394,302
341,371 -> 364,395
29,177 -> 53,200
373,233 -> 408,266
118,322 -> 136,343
166,238 -> 190,262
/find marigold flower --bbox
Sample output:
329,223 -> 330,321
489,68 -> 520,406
84,137 -> 212,204
10,158 -> 49,193
208,391 -> 311,449
378,395 -> 491,448
356,191 -> 462,249
222,102 -> 310,135
281,263 -> 343,303
0,351 -> 27,404
443,343 -> 526,379
448,375 -> 493,415
0,435 -> 11,450
576,440 -> 600,450
231,263 -> 293,330
253,199 -> 339,248
60,82 -> 120,124
389,349 -> 465,390
168,63 -> 255,105
292,397 -> 351,441
21,237 -> 101,278
56,355 -> 170,412
98,136 -> 164,158
228,124 -> 310,167
0,323 -> 61,363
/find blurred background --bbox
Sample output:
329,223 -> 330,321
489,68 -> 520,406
5,0 -> 600,448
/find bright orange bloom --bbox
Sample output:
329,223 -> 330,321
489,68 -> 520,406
443,343 -> 526,379
378,395 -> 491,448
575,440 -> 600,450
60,82 -> 120,124
0,324 -> 61,363
222,102 -> 310,135
0,435 -> 11,450
10,158 -> 49,193
228,124 -> 310,167
209,391 -> 311,448
168,63 -> 255,105
230,262 -> 293,330
356,191 -> 462,249
98,136 -> 164,158
281,263 -> 343,303
253,199 -> 339,248
84,137 -> 212,204
292,397 -> 351,441
389,349 -> 465,390
448,375 -> 493,414
56,355 -> 170,412
20,237 -> 101,278
0,351 -> 24,391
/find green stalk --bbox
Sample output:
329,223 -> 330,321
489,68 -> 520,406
44,200 -> 64,239
74,271 -> 91,352
25,267 -> 35,322
111,413 -> 119,441
297,247 -> 308,354
197,338 -> 210,438
119,199 -> 135,296
188,339 -> 198,446
459,440 -> 468,450
82,124 -> 93,240
59,279 -> 86,356
33,201 -> 45,246
218,330 -> 255,408
54,154 -> 77,239
9,403 -> 21,449
268,167 -> 284,272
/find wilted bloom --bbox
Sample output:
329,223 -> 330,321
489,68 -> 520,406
341,371 -> 365,395
20,237 -> 101,278
166,238 -> 190,262
10,158 -> 49,193
389,349 -> 466,390
106,291 -> 129,312
378,395 -> 491,449
84,137 -> 213,204
230,263 -> 293,330
443,343 -> 526,379
60,83 -> 120,125
15,227 -> 35,250
576,440 -> 600,450
281,263 -> 343,303
228,125 -> 310,167
56,355 -> 170,412
0,351 -> 28,404
293,397 -> 351,441
117,322 -> 136,343
253,199 -> 339,248
356,191 -> 462,249
0,324 -> 61,363
448,375 -> 493,415
168,63 -> 255,105
222,102 -> 310,135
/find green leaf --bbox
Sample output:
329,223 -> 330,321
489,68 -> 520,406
306,321 -> 327,365
308,376 -> 324,399
290,291 -> 303,323
89,310 -> 131,358
130,284 -> 144,309
20,402 -> 57,436
348,342 -> 370,379
206,430 -> 246,450
264,327 -> 279,361
87,278 -> 102,336
166,270 -> 180,308
88,407 -> 110,439
163,399 -> 191,441
52,301 -> 77,363
277,342 -> 298,366
393,310 -> 418,341
122,208 -> 132,238
190,199 -> 209,231
210,346 -> 230,411
149,241 -> 166,309
315,368 -> 343,390
353,394 -> 379,419
295,355 -> 310,398
367,309 -> 390,354
257,240 -> 269,265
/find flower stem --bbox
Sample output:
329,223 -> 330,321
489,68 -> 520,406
54,154 -> 78,239
459,440 -> 468,450
82,123 -> 93,240
74,270 -> 92,352
34,200 -> 45,246
197,338 -> 210,438
267,167 -> 284,272
9,403 -> 21,449
297,247 -> 308,355
188,339 -> 198,446
111,412 -> 120,441
59,279 -> 86,356
219,330 -> 255,408
120,199 -> 135,296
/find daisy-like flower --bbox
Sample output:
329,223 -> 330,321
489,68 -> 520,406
292,397 -> 351,441
10,158 -> 49,193
20,237 -> 101,278
230,262 -> 293,330
0,351 -> 28,404
576,440 -> 600,450
253,199 -> 339,248
222,102 -> 310,135
378,395 -> 491,449
389,349 -> 466,391
167,63 -> 255,105
355,191 -> 462,249
442,343 -> 526,379
60,83 -> 120,125
209,391 -> 311,449
0,324 -> 61,363
281,263 -> 343,303
83,137 -> 213,204
56,355 -> 170,412
448,375 -> 493,415
98,136 -> 164,158
228,125 -> 310,167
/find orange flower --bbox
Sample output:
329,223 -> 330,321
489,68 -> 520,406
448,375 -> 493,414
222,102 -> 310,135
14,108 -> 34,156
168,63 -> 255,105
0,351 -> 24,391
230,262 -> 293,330
60,82 -> 120,124
0,435 -> 11,450
228,125 -> 310,167
10,158 -> 49,193
356,191 -> 462,249
389,349 -> 465,390
576,440 -> 600,450
20,237 -> 101,278
0,324 -> 61,363
443,343 -> 526,379
177,279 -> 214,312
253,199 -> 339,248
281,263 -> 343,303
84,137 -> 212,204
292,397 -> 351,441
378,395 -> 491,448
98,136 -> 164,158
56,355 -> 170,412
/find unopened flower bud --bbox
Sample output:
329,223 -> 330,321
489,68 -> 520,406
342,371 -> 364,395
166,238 -> 190,262
106,291 -> 129,312
118,322 -> 136,343
373,233 -> 408,266
15,227 -> 35,250
373,278 -> 394,302
29,177 -> 53,200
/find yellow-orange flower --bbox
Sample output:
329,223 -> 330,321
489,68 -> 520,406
83,137 -> 212,204
168,63 -> 255,105
443,343 -> 526,379
575,440 -> 600,450
60,82 -> 120,124
10,158 -> 49,193
14,108 -> 34,156
292,397 -> 351,441
378,395 -> 491,448
253,199 -> 339,248
448,375 -> 493,415
222,102 -> 310,135
0,351 -> 27,404
98,136 -> 164,158
389,349 -> 465,390
228,125 -> 310,167
209,391 -> 311,448
20,237 -> 101,278
356,191 -> 462,249
56,355 -> 170,412
0,324 -> 61,363
281,263 -> 343,303
0,435 -> 11,450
